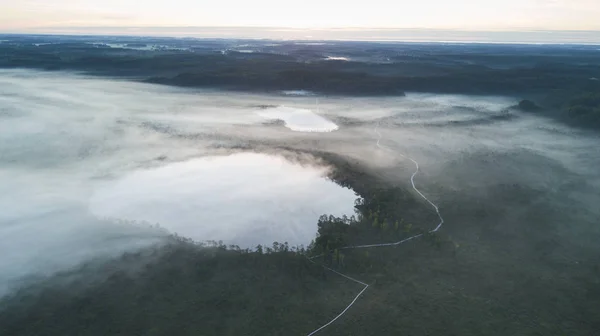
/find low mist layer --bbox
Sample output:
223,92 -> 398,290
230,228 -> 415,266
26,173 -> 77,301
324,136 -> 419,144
1,67 -> 599,328
257,106 -> 339,132
90,152 -> 356,247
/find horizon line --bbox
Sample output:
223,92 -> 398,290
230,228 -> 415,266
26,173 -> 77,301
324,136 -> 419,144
4,26 -> 600,33
2,27 -> 600,45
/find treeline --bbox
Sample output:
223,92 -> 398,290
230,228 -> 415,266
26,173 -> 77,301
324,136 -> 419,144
1,41 -> 599,97
174,236 -> 310,255
148,68 -> 404,95
566,91 -> 600,127
3,38 -> 600,130
0,195 -> 431,336
0,237 -> 334,336
0,150 -> 443,336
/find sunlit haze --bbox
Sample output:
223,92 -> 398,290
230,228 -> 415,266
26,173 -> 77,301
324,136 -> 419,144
2,0 -> 600,35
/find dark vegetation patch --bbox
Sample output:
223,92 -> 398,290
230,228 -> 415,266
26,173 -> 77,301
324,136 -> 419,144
2,35 -> 600,124
0,150 -> 438,336
2,34 -> 600,130
564,91 -> 600,127
517,99 -> 541,111
2,36 -> 600,335
2,150 -> 599,335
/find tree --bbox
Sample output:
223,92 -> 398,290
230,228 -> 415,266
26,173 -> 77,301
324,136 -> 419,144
315,216 -> 350,253
381,219 -> 389,232
340,253 -> 345,267
517,99 -> 541,111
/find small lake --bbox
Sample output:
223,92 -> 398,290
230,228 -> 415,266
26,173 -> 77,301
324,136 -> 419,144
90,153 -> 357,248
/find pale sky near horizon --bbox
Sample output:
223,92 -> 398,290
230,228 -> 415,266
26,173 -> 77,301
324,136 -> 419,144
1,0 -> 599,32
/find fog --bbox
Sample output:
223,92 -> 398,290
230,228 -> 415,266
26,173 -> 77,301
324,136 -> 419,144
1,69 -> 599,299
90,153 -> 356,247
257,106 -> 339,132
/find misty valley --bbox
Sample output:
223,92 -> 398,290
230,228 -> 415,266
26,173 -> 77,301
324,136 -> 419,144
0,36 -> 599,336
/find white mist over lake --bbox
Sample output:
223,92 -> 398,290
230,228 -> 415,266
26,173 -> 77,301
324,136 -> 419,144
1,68 -> 599,302
90,153 -> 356,247
258,106 -> 339,132
0,69 -> 357,297
281,90 -> 315,96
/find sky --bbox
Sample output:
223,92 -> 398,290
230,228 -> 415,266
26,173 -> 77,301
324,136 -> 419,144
1,0 -> 600,33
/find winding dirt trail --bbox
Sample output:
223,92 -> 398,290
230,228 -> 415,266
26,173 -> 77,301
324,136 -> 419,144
306,122 -> 445,335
